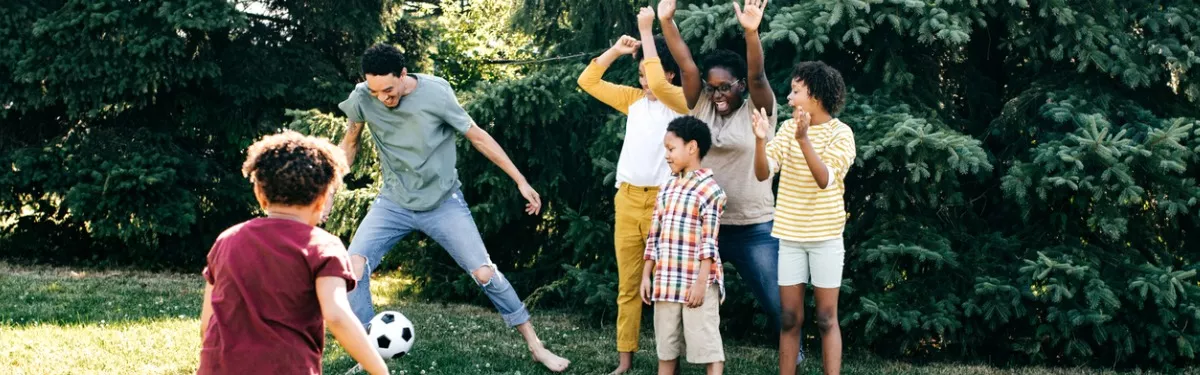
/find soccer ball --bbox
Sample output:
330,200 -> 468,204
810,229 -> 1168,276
367,310 -> 415,359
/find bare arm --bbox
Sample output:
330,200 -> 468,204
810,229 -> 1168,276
744,31 -> 775,113
317,277 -> 388,375
464,124 -> 543,215
791,114 -> 831,189
751,107 -> 781,181
736,0 -> 775,113
465,124 -> 527,187
641,260 -> 656,305
339,120 -> 366,168
686,258 -> 713,307
641,199 -> 663,305
658,0 -> 702,109
320,119 -> 366,223
200,283 -> 213,340
799,137 -> 831,188
697,259 -> 714,281
755,138 -> 772,181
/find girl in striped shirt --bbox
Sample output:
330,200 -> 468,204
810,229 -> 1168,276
751,61 -> 855,375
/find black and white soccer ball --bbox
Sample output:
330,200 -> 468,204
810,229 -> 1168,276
367,310 -> 415,359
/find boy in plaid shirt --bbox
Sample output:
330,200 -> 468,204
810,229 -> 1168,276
640,115 -> 728,375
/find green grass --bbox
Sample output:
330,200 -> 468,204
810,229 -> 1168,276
0,263 -> 1176,375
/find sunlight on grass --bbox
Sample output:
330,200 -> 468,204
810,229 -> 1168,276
368,269 -> 417,308
2,319 -> 200,375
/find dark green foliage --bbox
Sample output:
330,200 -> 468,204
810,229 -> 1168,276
0,0 -> 402,267
5,0 -> 1200,369
499,0 -> 1200,369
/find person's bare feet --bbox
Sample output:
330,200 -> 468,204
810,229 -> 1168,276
608,352 -> 634,374
530,343 -> 570,373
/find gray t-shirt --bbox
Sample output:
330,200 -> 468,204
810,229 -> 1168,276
338,74 -> 473,211
691,90 -> 778,226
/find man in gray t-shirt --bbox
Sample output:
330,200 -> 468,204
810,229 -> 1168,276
333,43 -> 569,372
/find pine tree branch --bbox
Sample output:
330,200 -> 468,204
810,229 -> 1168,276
1077,218 -> 1161,267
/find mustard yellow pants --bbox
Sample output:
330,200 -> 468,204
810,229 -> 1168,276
614,183 -> 658,352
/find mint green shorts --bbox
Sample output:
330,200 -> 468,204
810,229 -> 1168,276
778,238 -> 845,288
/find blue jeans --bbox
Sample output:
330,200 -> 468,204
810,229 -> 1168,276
719,220 -> 804,360
346,191 -> 531,327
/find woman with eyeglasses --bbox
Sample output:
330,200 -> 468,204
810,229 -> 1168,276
651,0 -> 801,360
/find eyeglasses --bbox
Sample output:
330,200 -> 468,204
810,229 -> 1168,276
703,79 -> 742,94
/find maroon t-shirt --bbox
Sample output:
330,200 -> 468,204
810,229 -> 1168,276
198,218 -> 357,375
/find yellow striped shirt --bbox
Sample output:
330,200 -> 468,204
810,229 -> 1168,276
764,118 -> 856,242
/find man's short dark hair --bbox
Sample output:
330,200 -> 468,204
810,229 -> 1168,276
634,36 -> 682,86
362,43 -> 407,77
667,116 -> 713,159
242,131 -> 348,206
701,49 -> 747,81
792,61 -> 847,115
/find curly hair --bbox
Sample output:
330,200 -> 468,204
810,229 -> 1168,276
362,43 -> 407,77
634,35 -> 682,85
792,61 -> 846,115
701,49 -> 747,81
241,131 -> 349,206
667,116 -> 713,159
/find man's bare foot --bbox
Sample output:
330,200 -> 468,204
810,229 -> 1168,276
608,351 -> 634,374
531,344 -> 570,373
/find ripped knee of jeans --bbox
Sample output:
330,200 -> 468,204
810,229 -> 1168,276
472,263 -> 498,287
351,255 -> 369,281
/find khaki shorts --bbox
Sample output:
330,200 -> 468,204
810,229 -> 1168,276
653,284 -> 724,363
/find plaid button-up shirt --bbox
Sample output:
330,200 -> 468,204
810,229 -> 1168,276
644,168 -> 727,304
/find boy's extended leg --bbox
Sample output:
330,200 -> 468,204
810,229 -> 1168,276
346,196 -> 416,325
419,191 -> 569,372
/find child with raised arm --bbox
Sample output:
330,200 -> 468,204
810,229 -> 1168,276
653,1 -> 800,353
752,62 -> 855,375
577,8 -> 688,374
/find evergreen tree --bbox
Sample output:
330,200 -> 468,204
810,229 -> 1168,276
0,0 -> 408,265
4,0 -> 1198,368
490,0 -> 1200,368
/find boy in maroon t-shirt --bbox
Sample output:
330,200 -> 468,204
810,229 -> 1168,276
199,131 -> 388,375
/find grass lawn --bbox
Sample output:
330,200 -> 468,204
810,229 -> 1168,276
0,262 -> 1176,375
